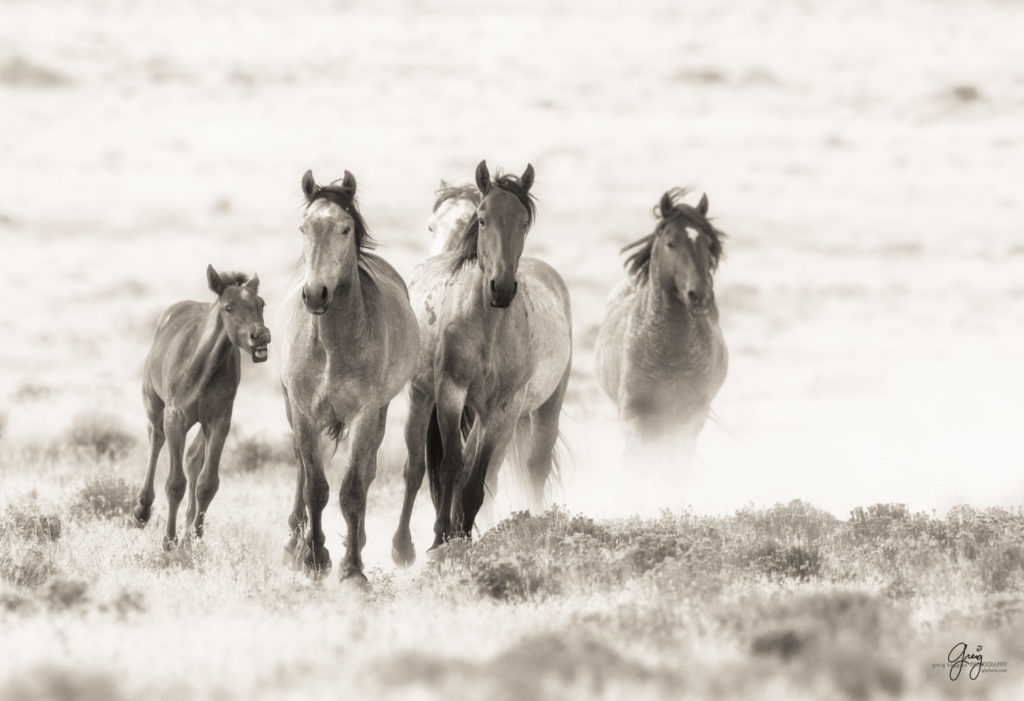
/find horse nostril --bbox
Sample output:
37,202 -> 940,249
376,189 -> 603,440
301,289 -> 308,304
513,281 -> 518,295
319,287 -> 328,303
490,280 -> 497,293
687,291 -> 699,303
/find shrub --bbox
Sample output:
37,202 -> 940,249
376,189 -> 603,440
69,477 -> 136,521
0,546 -> 58,587
748,541 -> 823,581
225,434 -> 293,473
2,506 -> 61,542
66,412 -> 136,461
44,577 -> 89,609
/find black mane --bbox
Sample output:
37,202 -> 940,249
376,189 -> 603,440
449,172 -> 537,274
622,188 -> 726,283
306,179 -> 377,256
216,270 -> 251,287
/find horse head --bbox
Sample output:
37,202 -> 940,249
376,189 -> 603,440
474,160 -> 535,308
206,265 -> 270,362
298,169 -> 372,314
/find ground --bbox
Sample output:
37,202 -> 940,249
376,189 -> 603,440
1,0 -> 1023,698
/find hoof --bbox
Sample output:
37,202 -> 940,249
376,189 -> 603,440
131,504 -> 150,527
391,534 -> 416,568
293,542 -> 331,580
162,535 -> 178,552
340,570 -> 369,593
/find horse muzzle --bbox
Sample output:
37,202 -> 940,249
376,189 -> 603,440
301,285 -> 331,315
249,329 -> 271,363
489,279 -> 518,308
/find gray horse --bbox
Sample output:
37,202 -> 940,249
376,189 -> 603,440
596,188 -> 728,454
277,169 -> 418,586
392,161 -> 572,566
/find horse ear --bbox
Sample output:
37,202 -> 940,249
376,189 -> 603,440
698,193 -> 709,216
246,274 -> 259,292
520,163 -> 535,191
475,160 -> 491,193
439,178 -> 450,189
659,192 -> 674,218
206,264 -> 225,296
301,170 -> 317,202
341,170 -> 357,194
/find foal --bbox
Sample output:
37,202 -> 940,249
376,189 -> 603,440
133,265 -> 271,547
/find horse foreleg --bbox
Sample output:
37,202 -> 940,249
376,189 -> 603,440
340,406 -> 387,585
293,417 -> 331,578
192,412 -> 230,539
133,396 -> 165,526
430,378 -> 468,549
392,386 -> 432,567
182,428 -> 206,539
162,413 -> 188,549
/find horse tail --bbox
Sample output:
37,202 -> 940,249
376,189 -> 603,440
324,421 -> 346,456
505,416 -> 571,514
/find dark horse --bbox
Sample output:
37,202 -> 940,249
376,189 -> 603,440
133,266 -> 271,547
595,188 -> 728,453
278,170 -> 419,586
392,161 -> 572,566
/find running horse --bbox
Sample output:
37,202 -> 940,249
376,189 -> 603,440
278,169 -> 418,585
595,188 -> 728,453
133,266 -> 271,547
392,161 -> 572,566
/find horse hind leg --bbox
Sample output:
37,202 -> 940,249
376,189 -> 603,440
523,368 -> 570,514
133,394 -> 164,527
392,386 -> 432,567
192,414 -> 230,539
182,428 -> 206,539
161,413 -> 188,549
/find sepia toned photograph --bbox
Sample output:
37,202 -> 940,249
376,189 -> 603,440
1,0 -> 1022,699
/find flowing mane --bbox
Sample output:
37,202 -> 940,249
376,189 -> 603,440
432,183 -> 481,212
305,178 -> 377,258
622,187 -> 727,283
449,172 -> 537,274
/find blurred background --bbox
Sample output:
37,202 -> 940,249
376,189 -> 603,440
2,0 -> 1023,518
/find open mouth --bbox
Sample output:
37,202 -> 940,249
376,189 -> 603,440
251,346 -> 269,363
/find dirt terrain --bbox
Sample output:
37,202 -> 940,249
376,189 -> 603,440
2,0 -> 1023,698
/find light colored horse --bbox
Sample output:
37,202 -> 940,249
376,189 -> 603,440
595,188 -> 728,453
392,161 -> 572,566
426,181 -> 480,256
277,169 -> 418,584
133,266 -> 271,547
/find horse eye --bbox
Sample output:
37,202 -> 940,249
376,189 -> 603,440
479,219 -> 486,228
342,226 -> 351,235
225,305 -> 233,313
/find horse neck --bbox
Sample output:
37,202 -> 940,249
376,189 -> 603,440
186,304 -> 238,390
